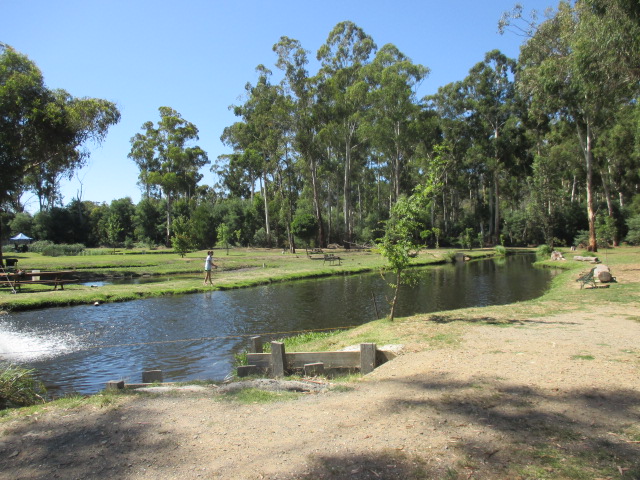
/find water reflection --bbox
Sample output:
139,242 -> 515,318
0,255 -> 555,394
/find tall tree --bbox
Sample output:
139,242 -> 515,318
459,50 -> 519,243
317,21 -> 377,242
363,44 -> 430,204
507,1 -> 640,251
129,106 -> 209,246
0,44 -> 119,262
222,66 -> 286,247
274,36 -> 327,246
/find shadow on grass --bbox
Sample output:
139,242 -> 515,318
427,314 -> 581,326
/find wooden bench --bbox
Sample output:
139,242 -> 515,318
323,254 -> 342,266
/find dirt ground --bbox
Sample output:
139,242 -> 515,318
1,267 -> 639,479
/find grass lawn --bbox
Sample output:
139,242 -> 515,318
0,246 -> 461,311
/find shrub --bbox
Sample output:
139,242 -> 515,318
625,215 -> 640,245
536,244 -> 552,259
494,245 -> 507,256
29,240 -> 55,253
41,243 -> 85,257
0,365 -> 46,410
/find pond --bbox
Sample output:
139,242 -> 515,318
0,255 -> 556,394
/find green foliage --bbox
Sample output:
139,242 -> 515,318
596,214 -> 617,248
28,242 -> 86,257
129,107 -> 209,246
494,245 -> 507,256
217,222 -> 231,254
291,212 -> 318,248
625,215 -> 640,245
105,213 -> 123,253
536,244 -> 552,259
170,216 -> 195,257
459,228 -> 474,250
28,240 -> 54,253
378,152 -> 446,321
0,365 -> 46,409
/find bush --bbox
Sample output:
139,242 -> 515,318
29,240 -> 55,253
573,230 -> 590,248
0,365 -> 46,410
494,245 -> 507,256
536,244 -> 552,259
41,243 -> 85,257
625,215 -> 640,245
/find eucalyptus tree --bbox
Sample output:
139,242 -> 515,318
316,21 -> 377,242
273,36 -> 327,246
221,66 -> 288,247
456,50 -> 521,243
0,43 -> 120,262
23,91 -> 121,211
425,82 -> 487,238
507,1 -> 640,251
129,106 -> 209,246
362,44 -> 430,205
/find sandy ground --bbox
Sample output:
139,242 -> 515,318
1,268 -> 639,479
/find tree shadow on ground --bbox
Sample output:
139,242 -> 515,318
284,375 -> 640,479
383,375 -> 640,479
427,314 -> 581,326
0,401 -> 174,480
285,450 -> 455,480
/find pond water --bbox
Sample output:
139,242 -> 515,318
0,255 -> 556,394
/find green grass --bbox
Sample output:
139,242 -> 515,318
216,387 -> 300,404
0,365 -> 47,410
1,247 -> 450,311
571,354 -> 595,360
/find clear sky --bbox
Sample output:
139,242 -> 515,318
2,0 -> 555,212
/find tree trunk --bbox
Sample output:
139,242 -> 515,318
310,157 -> 325,247
576,120 -> 597,252
389,271 -> 401,322
165,193 -> 173,247
493,170 -> 500,245
343,142 -> 351,242
261,169 -> 271,247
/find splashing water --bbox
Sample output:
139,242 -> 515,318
0,323 -> 80,362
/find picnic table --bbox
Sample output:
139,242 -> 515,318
0,270 -> 79,291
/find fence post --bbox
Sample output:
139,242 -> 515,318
250,336 -> 263,353
360,343 -> 377,375
271,341 -> 286,378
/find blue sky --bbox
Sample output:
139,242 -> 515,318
2,0 -> 555,212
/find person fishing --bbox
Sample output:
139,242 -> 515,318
203,251 -> 216,285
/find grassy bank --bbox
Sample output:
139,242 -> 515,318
1,246 -> 462,311
274,245 -> 639,353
